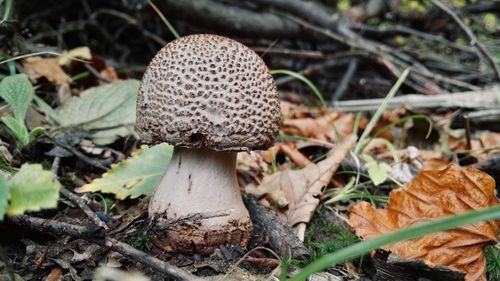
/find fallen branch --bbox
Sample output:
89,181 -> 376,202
242,194 -> 309,259
160,0 -> 303,38
7,215 -> 202,281
52,156 -> 108,230
430,0 -> 500,81
333,86 -> 500,111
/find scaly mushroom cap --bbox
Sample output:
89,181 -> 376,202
136,34 -> 281,151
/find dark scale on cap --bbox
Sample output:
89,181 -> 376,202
136,34 -> 280,151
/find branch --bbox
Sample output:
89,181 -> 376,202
160,0 -> 303,38
333,86 -> 500,111
7,215 -> 202,281
430,0 -> 500,81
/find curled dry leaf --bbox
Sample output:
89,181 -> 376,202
280,101 -> 311,120
23,57 -> 70,84
58,46 -> 92,66
262,142 -> 311,168
349,164 -> 500,281
248,135 -> 357,232
282,112 -> 354,142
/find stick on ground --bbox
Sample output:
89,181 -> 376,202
7,215 -> 201,281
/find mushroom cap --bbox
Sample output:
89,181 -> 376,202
136,34 -> 281,151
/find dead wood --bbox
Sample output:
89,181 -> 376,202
6,215 -> 202,281
242,193 -> 309,259
333,86 -> 500,111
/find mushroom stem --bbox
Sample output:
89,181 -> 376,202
148,147 -> 252,254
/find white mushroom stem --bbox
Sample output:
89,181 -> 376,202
148,147 -> 251,252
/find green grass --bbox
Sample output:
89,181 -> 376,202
486,245 -> 500,280
271,69 -> 326,108
353,68 -> 410,155
302,211 -> 360,264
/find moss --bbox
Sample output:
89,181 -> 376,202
293,208 -> 360,266
486,245 -> 500,281
132,231 -> 153,251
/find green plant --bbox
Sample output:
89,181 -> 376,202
1,0 -> 13,21
133,231 -> 153,252
0,164 -> 61,220
0,74 -> 45,147
271,69 -> 326,107
287,205 -> 500,281
302,212 -> 359,264
486,245 -> 500,280
353,68 -> 410,155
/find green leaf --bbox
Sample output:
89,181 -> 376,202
28,127 -> 46,142
0,74 -> 35,122
54,80 -> 140,145
76,143 -> 173,199
2,116 -> 29,145
363,155 -> 391,186
0,176 -> 10,220
5,164 -> 60,215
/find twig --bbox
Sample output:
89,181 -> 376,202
60,187 -> 109,230
332,58 -> 358,102
0,51 -> 90,65
161,0 -> 303,38
276,58 -> 351,86
7,215 -> 201,281
84,64 -> 112,83
333,86 -> 500,111
351,23 -> 475,53
242,194 -> 309,259
52,157 -> 109,230
7,215 -> 100,237
50,139 -> 108,171
430,0 -> 500,81
251,47 -> 325,59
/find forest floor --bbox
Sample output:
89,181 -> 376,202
2,0 -> 500,280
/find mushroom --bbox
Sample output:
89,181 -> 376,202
136,34 -> 281,254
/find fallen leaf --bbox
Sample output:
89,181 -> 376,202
23,57 -> 70,84
76,144 -> 172,199
54,79 -> 140,145
363,154 -> 392,186
237,151 -> 271,190
250,135 -> 357,234
58,46 -> 92,66
349,164 -> 500,281
5,164 -> 61,217
282,112 -> 354,142
280,100 -> 310,119
479,132 -> 500,149
262,142 -> 311,168
100,66 -> 119,81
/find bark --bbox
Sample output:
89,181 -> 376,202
160,0 -> 303,38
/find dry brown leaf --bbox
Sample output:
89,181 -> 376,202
237,151 -> 270,188
100,66 -> 120,81
479,132 -> 500,150
282,112 -> 354,141
262,142 -> 311,168
58,46 -> 92,66
250,135 -> 357,229
280,100 -> 310,119
349,164 -> 500,281
23,57 -> 70,84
